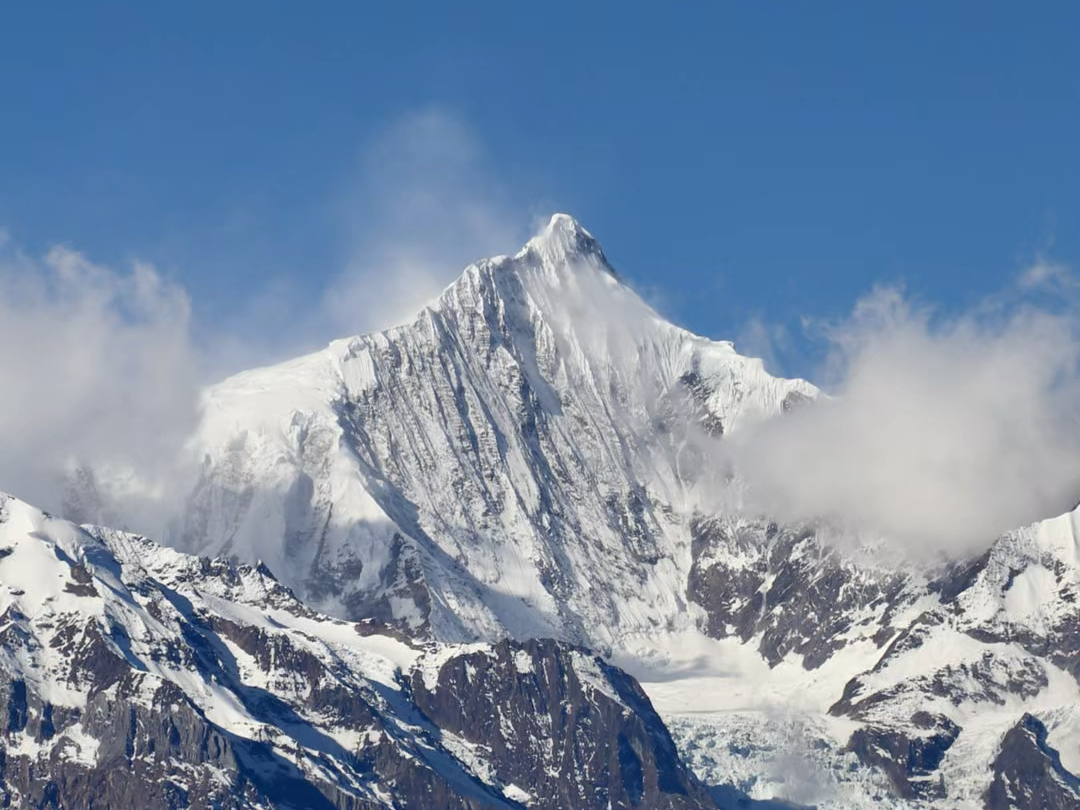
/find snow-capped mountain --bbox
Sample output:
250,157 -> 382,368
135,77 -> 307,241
172,214 -> 814,650
0,492 -> 716,809
50,215 -> 1080,809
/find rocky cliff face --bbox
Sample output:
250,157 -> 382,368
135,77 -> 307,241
409,638 -> 716,810
986,714 -> 1080,810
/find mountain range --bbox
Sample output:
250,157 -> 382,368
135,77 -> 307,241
7,215 -> 1080,809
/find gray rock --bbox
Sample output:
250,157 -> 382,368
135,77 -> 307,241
986,714 -> 1080,810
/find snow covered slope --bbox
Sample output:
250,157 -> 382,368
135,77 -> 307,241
171,214 -> 814,649
0,492 -> 717,809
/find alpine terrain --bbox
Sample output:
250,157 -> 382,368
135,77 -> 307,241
12,214 -> 1080,809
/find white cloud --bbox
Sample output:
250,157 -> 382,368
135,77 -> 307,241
0,242 -> 200,521
726,280 -> 1080,555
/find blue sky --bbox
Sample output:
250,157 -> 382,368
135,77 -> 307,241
2,2 -> 1079,378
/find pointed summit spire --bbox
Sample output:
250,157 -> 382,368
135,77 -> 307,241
520,213 -> 614,277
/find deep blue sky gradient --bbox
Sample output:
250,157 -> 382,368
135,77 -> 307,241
2,2 -> 1078,376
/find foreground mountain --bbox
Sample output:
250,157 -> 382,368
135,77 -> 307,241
64,216 -> 1080,808
0,492 -> 717,809
664,507 -> 1080,808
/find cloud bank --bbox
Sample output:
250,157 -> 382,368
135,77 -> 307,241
728,281 -> 1080,555
0,240 -> 200,520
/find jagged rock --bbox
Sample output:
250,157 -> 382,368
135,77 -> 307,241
0,493 -> 717,810
410,638 -> 717,810
846,716 -> 958,800
986,714 -> 1080,810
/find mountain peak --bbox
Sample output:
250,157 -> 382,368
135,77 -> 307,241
542,212 -> 589,240
520,213 -> 613,275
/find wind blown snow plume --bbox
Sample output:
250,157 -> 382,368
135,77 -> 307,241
729,283 -> 1080,554
325,108 -> 528,335
198,109 -> 532,371
0,240 -> 200,520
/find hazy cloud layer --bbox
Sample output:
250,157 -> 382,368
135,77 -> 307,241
728,280 -> 1080,555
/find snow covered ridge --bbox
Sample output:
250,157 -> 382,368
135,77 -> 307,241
0,492 -> 717,809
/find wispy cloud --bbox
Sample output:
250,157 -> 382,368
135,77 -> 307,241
324,108 -> 528,335
735,314 -> 791,376
187,108 -> 533,374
